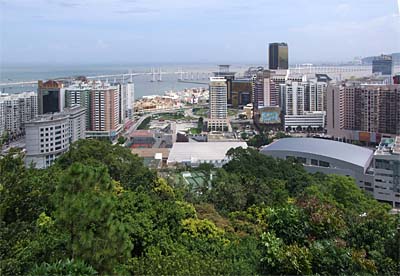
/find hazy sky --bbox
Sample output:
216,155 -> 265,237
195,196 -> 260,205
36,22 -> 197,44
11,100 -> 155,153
1,0 -> 399,65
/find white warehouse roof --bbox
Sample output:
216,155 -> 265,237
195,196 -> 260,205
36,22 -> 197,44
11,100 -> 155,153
168,142 -> 248,165
261,138 -> 373,168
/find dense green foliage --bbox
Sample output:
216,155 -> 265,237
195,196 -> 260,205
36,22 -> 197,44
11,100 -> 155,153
1,141 -> 399,275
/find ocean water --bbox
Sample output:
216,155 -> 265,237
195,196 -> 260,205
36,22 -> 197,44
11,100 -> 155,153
0,63 -> 251,99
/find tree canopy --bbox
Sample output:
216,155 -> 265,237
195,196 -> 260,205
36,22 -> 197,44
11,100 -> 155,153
1,141 -> 398,275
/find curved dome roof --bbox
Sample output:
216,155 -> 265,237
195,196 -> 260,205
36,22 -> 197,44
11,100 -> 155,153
261,138 -> 373,168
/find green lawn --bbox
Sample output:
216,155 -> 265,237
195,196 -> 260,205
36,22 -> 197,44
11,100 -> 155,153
193,108 -> 209,117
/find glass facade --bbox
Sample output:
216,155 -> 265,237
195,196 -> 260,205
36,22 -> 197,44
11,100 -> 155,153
269,43 -> 288,70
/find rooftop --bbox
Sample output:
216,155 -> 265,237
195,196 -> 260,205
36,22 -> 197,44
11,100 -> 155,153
27,113 -> 69,124
376,136 -> 400,155
261,138 -> 374,168
168,142 -> 247,164
130,130 -> 154,138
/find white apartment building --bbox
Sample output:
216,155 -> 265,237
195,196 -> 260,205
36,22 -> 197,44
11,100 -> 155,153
281,81 -> 305,116
122,82 -> 134,120
309,80 -> 327,112
0,100 -> 5,136
64,106 -> 86,142
284,111 -> 326,131
208,77 -> 229,131
0,92 -> 38,137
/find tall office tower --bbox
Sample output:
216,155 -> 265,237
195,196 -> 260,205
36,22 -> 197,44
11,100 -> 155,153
231,79 -> 252,108
269,42 -> 289,70
372,55 -> 393,76
38,80 -> 64,114
213,65 -> 236,105
0,91 -> 38,137
208,77 -> 229,131
281,81 -> 305,115
308,80 -> 327,112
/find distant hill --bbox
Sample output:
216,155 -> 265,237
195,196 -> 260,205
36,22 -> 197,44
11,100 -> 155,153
362,52 -> 400,65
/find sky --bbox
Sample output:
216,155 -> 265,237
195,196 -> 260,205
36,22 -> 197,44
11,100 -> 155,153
0,0 -> 399,65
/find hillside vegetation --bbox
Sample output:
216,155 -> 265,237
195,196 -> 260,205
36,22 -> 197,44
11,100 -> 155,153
1,140 -> 399,275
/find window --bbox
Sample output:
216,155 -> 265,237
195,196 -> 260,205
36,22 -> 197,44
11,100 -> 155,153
311,159 -> 318,166
319,160 -> 330,167
296,157 -> 307,164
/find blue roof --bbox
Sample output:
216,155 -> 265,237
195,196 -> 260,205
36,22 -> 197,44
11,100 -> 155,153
261,138 -> 373,168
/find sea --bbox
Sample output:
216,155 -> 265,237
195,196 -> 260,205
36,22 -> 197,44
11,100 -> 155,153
0,63 -> 251,99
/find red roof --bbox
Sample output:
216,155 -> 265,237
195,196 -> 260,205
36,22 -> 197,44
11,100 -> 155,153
130,130 -> 154,138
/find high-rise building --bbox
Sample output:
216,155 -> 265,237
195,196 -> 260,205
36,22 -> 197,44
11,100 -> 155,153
280,79 -> 327,131
393,74 -> 400,85
208,77 -> 229,131
231,79 -> 252,108
65,106 -> 86,142
308,80 -> 327,112
0,100 -> 5,137
281,81 -> 305,116
90,87 -> 120,133
25,106 -> 86,169
123,82 -> 134,120
372,55 -> 393,76
0,91 -> 38,137
213,65 -> 236,105
327,83 -> 400,143
269,42 -> 289,70
38,80 -> 64,114
65,80 -> 123,140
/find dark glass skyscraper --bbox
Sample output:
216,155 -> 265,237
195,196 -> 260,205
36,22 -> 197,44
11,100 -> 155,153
372,55 -> 393,76
38,80 -> 64,114
269,42 -> 289,70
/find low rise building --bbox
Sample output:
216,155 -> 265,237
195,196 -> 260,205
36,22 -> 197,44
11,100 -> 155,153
167,141 -> 247,167
373,137 -> 400,207
129,130 -> 155,148
261,137 -> 400,207
284,111 -> 325,131
25,113 -> 71,169
25,107 -> 86,169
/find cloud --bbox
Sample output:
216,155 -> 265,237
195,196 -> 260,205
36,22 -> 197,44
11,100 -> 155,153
114,7 -> 158,14
58,2 -> 80,8
96,39 -> 108,49
335,3 -> 351,15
